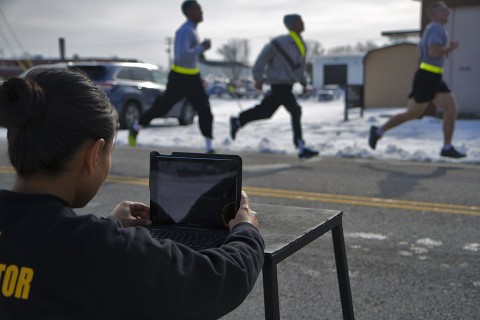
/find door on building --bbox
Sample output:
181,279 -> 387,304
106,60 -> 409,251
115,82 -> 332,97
324,64 -> 347,87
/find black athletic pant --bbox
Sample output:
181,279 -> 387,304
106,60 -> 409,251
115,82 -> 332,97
139,71 -> 213,138
239,84 -> 303,147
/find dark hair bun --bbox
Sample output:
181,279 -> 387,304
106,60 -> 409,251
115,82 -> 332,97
0,77 -> 47,129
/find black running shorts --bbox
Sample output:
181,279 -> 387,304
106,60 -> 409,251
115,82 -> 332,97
408,69 -> 450,103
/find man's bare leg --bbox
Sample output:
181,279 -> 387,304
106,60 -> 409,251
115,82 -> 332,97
433,91 -> 465,158
382,99 -> 429,132
368,99 -> 428,149
433,91 -> 458,146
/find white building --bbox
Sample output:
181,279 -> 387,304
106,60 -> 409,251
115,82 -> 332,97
441,3 -> 480,116
312,55 -> 364,90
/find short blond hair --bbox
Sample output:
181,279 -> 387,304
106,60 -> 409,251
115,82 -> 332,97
427,1 -> 446,18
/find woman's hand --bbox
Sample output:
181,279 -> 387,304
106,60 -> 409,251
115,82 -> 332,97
228,191 -> 259,230
108,201 -> 151,227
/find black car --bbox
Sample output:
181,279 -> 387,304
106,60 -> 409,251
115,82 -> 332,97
21,61 -> 196,129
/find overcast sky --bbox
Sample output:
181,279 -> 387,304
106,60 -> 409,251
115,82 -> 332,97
0,0 -> 421,68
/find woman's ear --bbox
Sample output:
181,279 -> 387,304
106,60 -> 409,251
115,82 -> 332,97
85,139 -> 106,175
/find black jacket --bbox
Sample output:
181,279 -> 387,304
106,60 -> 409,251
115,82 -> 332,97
0,190 -> 264,320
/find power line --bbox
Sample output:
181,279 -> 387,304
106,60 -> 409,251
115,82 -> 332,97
0,7 -> 33,69
0,24 -> 16,56
0,7 -> 27,54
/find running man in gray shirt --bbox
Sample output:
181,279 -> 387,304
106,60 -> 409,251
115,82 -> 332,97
369,1 -> 465,159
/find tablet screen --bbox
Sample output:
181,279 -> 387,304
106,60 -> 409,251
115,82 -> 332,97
149,155 -> 240,228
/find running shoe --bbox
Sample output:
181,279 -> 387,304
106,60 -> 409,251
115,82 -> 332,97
299,147 -> 319,159
128,123 -> 139,147
368,125 -> 381,150
230,117 -> 240,140
440,146 -> 466,158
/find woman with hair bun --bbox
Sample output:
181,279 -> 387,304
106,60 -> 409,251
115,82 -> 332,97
0,68 -> 263,319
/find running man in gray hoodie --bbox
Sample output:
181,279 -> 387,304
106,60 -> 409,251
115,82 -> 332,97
230,14 -> 319,159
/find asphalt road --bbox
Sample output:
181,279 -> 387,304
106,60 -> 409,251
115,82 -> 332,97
1,142 -> 479,320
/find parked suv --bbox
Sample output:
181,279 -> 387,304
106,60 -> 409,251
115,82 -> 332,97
21,61 -> 196,129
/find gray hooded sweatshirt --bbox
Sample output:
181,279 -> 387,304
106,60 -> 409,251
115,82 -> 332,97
252,33 -> 307,86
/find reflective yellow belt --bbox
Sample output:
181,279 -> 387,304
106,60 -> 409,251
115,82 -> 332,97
171,64 -> 199,75
419,62 -> 443,74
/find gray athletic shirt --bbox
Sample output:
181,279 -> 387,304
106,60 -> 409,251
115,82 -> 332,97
419,22 -> 448,68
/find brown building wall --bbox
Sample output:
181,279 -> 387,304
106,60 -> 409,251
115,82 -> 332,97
364,43 -> 418,108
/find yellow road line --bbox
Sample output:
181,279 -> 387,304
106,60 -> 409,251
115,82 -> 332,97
107,175 -> 149,186
243,186 -> 480,216
0,166 -> 15,174
1,166 -> 479,216
105,175 -> 480,216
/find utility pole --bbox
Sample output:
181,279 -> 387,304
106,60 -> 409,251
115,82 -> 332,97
59,38 -> 66,61
165,37 -> 173,68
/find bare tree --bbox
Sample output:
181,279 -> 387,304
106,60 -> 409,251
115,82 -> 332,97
304,39 -> 324,79
305,40 -> 324,63
217,39 -> 250,80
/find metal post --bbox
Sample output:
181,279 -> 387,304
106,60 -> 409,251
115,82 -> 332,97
344,85 -> 349,121
332,220 -> 355,320
262,258 -> 280,320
